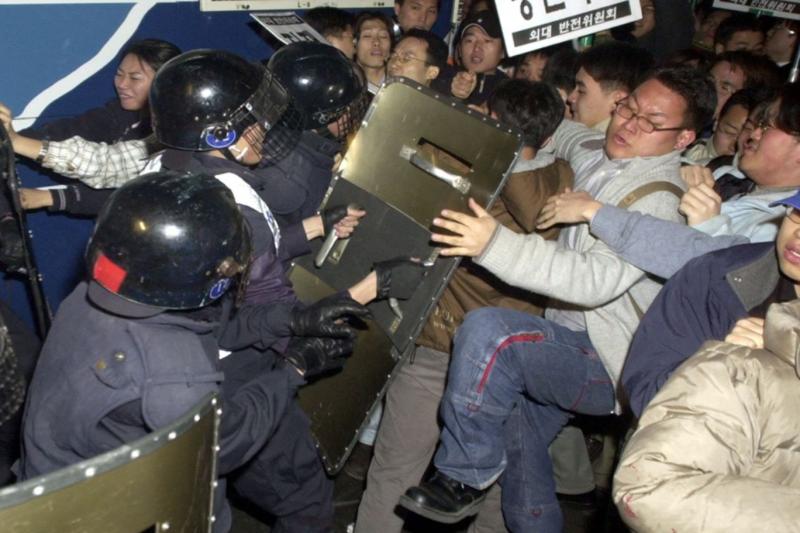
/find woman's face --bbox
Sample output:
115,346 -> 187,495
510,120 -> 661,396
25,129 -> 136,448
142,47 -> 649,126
114,53 -> 156,111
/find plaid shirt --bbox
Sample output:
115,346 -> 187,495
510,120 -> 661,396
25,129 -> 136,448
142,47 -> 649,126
42,136 -> 147,188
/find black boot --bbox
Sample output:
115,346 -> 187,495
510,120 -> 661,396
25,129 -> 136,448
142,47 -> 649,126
399,471 -> 486,524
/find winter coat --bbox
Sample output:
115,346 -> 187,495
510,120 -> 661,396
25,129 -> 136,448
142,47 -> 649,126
614,298 -> 800,533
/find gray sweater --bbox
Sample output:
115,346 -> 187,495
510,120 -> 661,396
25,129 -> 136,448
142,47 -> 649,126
475,120 -> 686,399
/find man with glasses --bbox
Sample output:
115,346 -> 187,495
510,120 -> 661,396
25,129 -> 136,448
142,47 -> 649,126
679,84 -> 800,243
619,82 -> 800,417
398,67 -> 716,531
524,84 -> 800,420
386,28 -> 448,87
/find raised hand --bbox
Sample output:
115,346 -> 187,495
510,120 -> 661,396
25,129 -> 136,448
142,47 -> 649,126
536,188 -> 602,230
430,198 -> 498,257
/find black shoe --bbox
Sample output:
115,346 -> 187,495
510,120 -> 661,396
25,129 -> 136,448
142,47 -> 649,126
398,471 -> 486,524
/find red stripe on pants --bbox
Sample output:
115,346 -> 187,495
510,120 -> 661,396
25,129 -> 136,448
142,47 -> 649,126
476,333 -> 544,393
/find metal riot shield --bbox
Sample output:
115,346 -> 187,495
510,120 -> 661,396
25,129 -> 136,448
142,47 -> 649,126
291,78 -> 523,474
0,394 -> 220,533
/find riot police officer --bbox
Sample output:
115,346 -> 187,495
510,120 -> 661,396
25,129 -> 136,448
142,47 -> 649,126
19,171 -> 359,532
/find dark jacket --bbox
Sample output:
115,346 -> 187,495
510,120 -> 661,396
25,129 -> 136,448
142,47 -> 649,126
257,130 -> 340,226
622,242 -> 779,417
430,67 -> 509,106
154,150 -> 304,307
21,99 -> 147,144
20,282 -> 303,530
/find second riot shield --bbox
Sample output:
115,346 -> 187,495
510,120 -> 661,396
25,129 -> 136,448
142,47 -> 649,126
291,78 -> 523,473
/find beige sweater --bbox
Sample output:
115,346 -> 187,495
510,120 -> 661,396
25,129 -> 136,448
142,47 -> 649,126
475,120 -> 686,398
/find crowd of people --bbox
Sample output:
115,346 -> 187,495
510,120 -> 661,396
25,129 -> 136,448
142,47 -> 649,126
1,0 -> 799,531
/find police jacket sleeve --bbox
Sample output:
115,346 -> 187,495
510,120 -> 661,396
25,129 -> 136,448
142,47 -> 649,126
48,183 -> 113,217
239,208 -> 299,307
217,301 -> 294,352
216,366 -> 304,474
277,220 -> 312,263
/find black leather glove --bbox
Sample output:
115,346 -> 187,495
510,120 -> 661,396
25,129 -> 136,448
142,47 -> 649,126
290,293 -> 370,338
321,204 -> 349,236
280,335 -> 355,378
0,217 -> 24,273
374,258 -> 428,300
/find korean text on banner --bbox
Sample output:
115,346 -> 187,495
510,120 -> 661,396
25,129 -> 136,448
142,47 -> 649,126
713,0 -> 800,21
495,0 -> 643,57
251,12 -> 328,45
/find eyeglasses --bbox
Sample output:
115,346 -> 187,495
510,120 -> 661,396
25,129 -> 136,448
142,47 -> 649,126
753,115 -> 778,133
614,99 -> 686,134
752,116 -> 800,138
787,207 -> 800,224
387,52 -> 428,65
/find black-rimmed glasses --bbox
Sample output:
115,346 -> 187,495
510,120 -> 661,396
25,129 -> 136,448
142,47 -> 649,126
614,99 -> 686,134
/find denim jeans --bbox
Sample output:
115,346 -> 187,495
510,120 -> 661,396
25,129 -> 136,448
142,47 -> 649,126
434,308 -> 615,533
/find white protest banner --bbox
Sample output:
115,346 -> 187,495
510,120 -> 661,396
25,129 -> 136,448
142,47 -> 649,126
712,0 -> 800,21
496,0 -> 643,57
250,11 -> 328,45
201,0 -> 390,12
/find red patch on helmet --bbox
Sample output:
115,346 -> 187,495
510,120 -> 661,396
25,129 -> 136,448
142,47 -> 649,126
92,253 -> 127,293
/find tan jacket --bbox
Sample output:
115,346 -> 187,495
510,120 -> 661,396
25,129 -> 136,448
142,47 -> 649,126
613,299 -> 800,533
416,158 -> 573,353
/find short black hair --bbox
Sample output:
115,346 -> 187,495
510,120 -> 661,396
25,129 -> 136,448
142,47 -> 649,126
354,11 -> 394,45
663,47 -> 714,72
355,11 -> 392,35
713,14 -> 764,47
395,0 -> 442,10
516,42 -> 572,70
304,7 -> 354,39
649,67 -> 717,133
489,79 -> 564,149
541,46 -> 579,94
577,41 -> 654,94
401,29 -> 448,71
719,85 -> 776,121
777,82 -> 800,135
121,39 -> 181,73
711,51 -> 783,90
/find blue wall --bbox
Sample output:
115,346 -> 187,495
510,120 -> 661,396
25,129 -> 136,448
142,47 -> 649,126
1,0 -> 453,331
2,1 -> 279,330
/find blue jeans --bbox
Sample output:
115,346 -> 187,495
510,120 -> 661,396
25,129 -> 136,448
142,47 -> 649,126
434,309 -> 615,533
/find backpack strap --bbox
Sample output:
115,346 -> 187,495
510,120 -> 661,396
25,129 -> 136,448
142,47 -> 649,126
616,181 -> 683,319
616,181 -> 683,210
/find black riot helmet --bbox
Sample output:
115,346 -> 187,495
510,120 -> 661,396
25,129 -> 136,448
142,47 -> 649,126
86,170 -> 251,314
268,42 -> 368,140
150,49 -> 291,153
